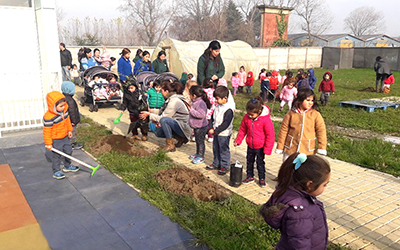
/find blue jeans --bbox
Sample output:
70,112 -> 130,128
154,117 -> 185,139
45,136 -> 72,172
212,135 -> 231,168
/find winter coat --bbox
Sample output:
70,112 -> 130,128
43,91 -> 73,146
134,58 -> 154,76
374,58 -> 391,75
238,71 -> 247,87
118,56 -> 133,81
246,71 -> 254,86
280,86 -> 298,102
189,97 -> 208,129
121,89 -> 141,116
318,72 -> 335,92
231,76 -> 240,88
384,74 -> 395,85
149,93 -> 191,140
100,51 -> 111,69
261,186 -> 328,250
298,77 -> 310,89
277,108 -> 327,155
269,77 -> 279,90
61,81 -> 80,126
60,49 -> 72,67
152,58 -> 169,74
197,54 -> 225,86
235,105 -> 275,154
204,87 -> 216,120
146,87 -> 165,109
81,57 -> 97,70
308,69 -> 317,90
180,72 -> 188,86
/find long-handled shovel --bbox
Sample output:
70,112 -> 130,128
113,112 -> 123,124
51,148 -> 100,177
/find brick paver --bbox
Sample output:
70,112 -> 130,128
76,87 -> 400,250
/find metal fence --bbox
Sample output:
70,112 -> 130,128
0,71 -> 60,137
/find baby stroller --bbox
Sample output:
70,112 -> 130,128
136,71 -> 158,93
79,66 -> 123,112
155,72 -> 179,85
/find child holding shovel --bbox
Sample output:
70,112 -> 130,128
43,91 -> 79,180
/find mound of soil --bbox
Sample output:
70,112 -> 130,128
155,168 -> 232,202
359,87 -> 376,92
91,135 -> 152,157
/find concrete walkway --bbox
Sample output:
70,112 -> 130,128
0,130 -> 208,250
76,86 -> 400,250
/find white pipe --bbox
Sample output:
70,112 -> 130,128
51,147 -> 95,170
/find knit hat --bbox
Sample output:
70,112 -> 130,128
61,81 -> 75,95
217,78 -> 227,87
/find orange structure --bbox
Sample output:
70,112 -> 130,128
258,5 -> 293,47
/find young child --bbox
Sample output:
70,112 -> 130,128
269,70 -> 279,100
238,66 -> 247,94
70,64 -> 81,85
188,73 -> 196,81
297,72 -> 310,90
276,89 -> 327,162
308,69 -> 317,90
146,81 -> 165,114
234,97 -> 275,187
100,47 -> 112,69
107,75 -> 122,98
61,81 -> 83,150
260,153 -> 330,250
204,78 -> 216,143
121,80 -> 149,141
383,73 -> 395,93
110,57 -> 117,73
282,70 -> 293,88
245,71 -> 254,95
231,72 -> 240,96
318,71 -> 335,106
43,91 -> 79,179
206,86 -> 235,175
188,85 -> 212,164
260,72 -> 272,102
88,75 -> 108,100
279,79 -> 298,112
183,80 -> 198,104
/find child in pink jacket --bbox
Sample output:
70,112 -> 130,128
231,72 -> 240,96
234,96 -> 275,187
279,79 -> 298,112
238,66 -> 247,94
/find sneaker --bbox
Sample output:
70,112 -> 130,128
207,137 -> 213,143
259,179 -> 266,187
189,154 -> 198,160
278,107 -> 283,113
242,176 -> 255,184
218,167 -> 229,175
63,165 -> 80,173
192,157 -> 204,164
191,137 -> 196,142
72,142 -> 83,150
205,164 -> 219,170
53,171 -> 65,180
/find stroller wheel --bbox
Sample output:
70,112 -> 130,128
94,104 -> 99,112
89,103 -> 94,112
79,96 -> 85,107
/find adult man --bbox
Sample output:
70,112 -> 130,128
59,43 -> 72,81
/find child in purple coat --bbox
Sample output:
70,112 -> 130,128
188,85 -> 212,164
260,153 -> 331,250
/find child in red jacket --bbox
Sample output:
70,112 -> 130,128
245,71 -> 254,95
383,73 -> 395,93
318,71 -> 335,106
234,96 -> 275,187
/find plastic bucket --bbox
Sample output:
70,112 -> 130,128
229,161 -> 243,187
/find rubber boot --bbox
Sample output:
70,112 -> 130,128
175,136 -> 189,148
163,138 -> 176,152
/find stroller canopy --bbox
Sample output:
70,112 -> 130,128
83,66 -> 118,80
155,72 -> 179,84
136,71 -> 158,84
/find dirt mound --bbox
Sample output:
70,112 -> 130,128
91,135 -> 152,157
155,167 -> 232,202
359,87 -> 376,92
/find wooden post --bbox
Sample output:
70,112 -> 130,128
268,47 -> 271,70
304,47 -> 309,69
287,47 -> 290,69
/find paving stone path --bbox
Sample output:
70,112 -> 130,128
76,87 -> 400,250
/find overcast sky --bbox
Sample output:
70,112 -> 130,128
57,0 -> 400,37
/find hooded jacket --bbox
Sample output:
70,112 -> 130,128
231,76 -> 240,88
277,108 -> 327,155
235,105 -> 275,154
189,97 -> 208,129
318,72 -> 335,92
61,81 -> 80,125
43,91 -> 73,146
121,85 -> 142,116
246,71 -> 254,86
384,74 -> 395,85
100,51 -> 111,69
261,186 -> 328,250
374,58 -> 391,75
280,85 -> 298,102
308,69 -> 317,90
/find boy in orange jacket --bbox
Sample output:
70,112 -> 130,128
43,91 -> 79,179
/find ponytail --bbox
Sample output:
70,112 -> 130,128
189,85 -> 212,109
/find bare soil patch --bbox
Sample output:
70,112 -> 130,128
91,134 -> 153,157
155,167 -> 232,202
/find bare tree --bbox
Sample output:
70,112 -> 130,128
55,1 -> 65,43
344,6 -> 385,36
119,0 -> 175,46
293,0 -> 332,45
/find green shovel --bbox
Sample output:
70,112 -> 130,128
113,113 -> 123,124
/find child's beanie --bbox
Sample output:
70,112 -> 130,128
217,78 -> 228,87
61,81 -> 75,95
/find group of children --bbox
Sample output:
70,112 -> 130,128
231,66 -> 255,96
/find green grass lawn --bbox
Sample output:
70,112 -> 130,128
77,117 -> 349,250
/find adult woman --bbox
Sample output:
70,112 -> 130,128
80,48 -> 97,70
134,51 -> 154,76
139,81 -> 191,152
117,48 -> 133,83
374,56 -> 391,92
133,49 -> 143,64
93,48 -> 102,65
197,40 -> 225,86
152,51 -> 169,74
